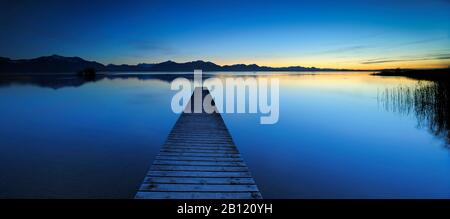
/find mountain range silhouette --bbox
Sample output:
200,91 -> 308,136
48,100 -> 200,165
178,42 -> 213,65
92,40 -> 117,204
0,55 -> 352,73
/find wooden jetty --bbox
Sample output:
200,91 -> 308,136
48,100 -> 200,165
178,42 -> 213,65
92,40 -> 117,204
135,88 -> 262,199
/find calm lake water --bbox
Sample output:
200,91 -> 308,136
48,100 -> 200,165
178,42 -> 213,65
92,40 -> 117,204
0,72 -> 449,198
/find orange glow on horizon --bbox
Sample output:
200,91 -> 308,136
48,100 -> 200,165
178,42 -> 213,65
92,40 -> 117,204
212,58 -> 450,70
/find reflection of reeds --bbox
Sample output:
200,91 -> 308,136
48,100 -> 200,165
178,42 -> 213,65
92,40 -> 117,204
378,81 -> 450,147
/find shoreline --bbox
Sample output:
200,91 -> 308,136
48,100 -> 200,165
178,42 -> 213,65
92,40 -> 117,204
372,68 -> 450,81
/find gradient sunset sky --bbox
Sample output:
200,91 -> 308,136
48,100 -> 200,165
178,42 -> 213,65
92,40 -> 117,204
0,0 -> 449,69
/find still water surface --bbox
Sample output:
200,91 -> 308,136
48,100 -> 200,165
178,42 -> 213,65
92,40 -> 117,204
0,72 -> 449,198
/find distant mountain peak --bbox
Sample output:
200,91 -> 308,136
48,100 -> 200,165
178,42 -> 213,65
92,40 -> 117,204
36,54 -> 85,62
43,54 -> 71,59
191,60 -> 208,63
0,55 -> 104,73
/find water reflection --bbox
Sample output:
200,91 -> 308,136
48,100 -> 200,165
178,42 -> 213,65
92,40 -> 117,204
0,73 -> 214,89
3,73 -> 449,147
1,72 -> 450,198
0,74 -> 177,89
379,80 -> 450,147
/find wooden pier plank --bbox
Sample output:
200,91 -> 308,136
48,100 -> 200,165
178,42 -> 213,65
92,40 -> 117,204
157,152 -> 241,158
150,165 -> 249,172
147,171 -> 252,178
155,156 -> 243,162
142,177 -> 256,185
135,191 -> 262,199
139,184 -> 259,192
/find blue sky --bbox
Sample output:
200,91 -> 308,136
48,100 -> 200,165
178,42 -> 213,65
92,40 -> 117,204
0,0 -> 449,69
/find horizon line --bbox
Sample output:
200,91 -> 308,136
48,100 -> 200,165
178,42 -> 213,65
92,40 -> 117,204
1,54 -> 449,71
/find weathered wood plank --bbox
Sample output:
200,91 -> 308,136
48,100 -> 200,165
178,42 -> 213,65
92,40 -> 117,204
163,146 -> 236,150
169,131 -> 229,135
140,184 -> 259,192
163,143 -> 234,147
161,148 -> 238,153
156,156 -> 243,162
153,160 -> 246,166
143,177 -> 256,185
164,144 -> 236,149
158,152 -> 241,158
147,171 -> 252,178
166,135 -> 231,138
169,132 -> 231,136
165,141 -> 233,145
150,165 -> 248,172
164,146 -> 238,153
135,191 -> 262,199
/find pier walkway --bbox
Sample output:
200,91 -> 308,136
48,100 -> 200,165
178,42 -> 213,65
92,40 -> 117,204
135,88 -> 262,199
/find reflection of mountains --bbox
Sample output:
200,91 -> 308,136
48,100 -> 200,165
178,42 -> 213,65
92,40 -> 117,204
379,80 -> 450,147
0,74 -> 212,89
